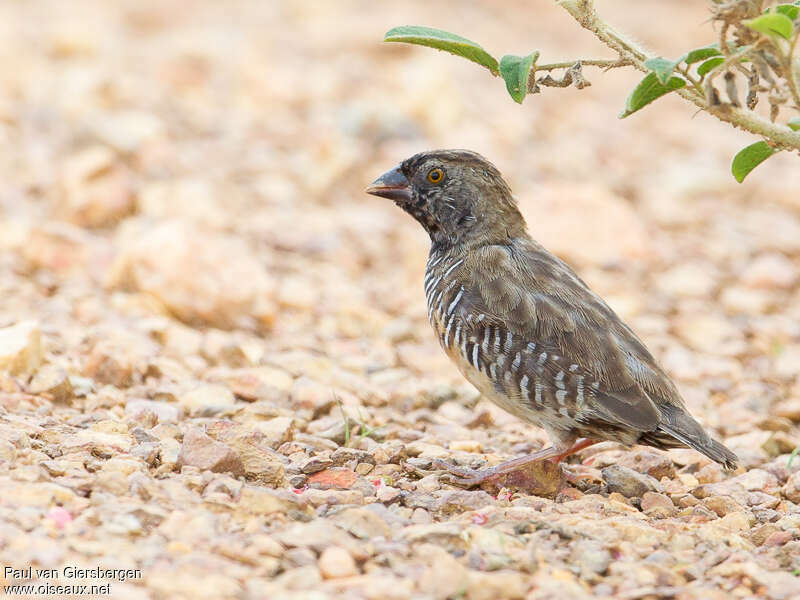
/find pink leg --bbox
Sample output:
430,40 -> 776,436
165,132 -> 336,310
433,439 -> 599,487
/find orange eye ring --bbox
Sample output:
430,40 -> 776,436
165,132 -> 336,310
427,168 -> 444,184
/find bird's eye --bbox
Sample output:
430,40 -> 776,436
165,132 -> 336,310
427,168 -> 444,184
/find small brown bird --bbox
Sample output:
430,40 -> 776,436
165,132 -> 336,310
367,149 -> 737,485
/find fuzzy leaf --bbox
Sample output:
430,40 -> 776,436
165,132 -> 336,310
731,141 -> 776,183
743,13 -> 794,40
499,51 -> 539,103
619,72 -> 686,118
384,26 -> 499,75
697,56 -> 725,77
644,56 -> 685,85
685,45 -> 722,64
774,4 -> 800,20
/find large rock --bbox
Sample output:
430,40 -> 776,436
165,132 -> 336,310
107,220 -> 275,329
0,321 -> 43,375
176,428 -> 244,476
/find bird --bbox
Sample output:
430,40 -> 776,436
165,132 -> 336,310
366,149 -> 737,486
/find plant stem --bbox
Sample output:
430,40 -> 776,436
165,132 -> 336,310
536,58 -> 630,71
556,0 -> 800,151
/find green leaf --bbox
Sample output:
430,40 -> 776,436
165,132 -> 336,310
685,45 -> 721,64
731,141 -> 776,183
619,72 -> 686,118
774,4 -> 800,20
384,26 -> 499,75
743,13 -> 794,40
697,56 -> 725,77
788,445 -> 800,468
644,56 -> 685,85
499,51 -> 539,103
788,117 -> 800,131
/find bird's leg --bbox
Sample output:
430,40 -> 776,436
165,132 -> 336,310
433,438 -> 598,487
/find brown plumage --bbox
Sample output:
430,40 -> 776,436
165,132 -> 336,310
367,149 -> 737,483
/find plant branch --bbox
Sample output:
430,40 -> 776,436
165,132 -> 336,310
535,58 -> 630,72
556,0 -> 800,151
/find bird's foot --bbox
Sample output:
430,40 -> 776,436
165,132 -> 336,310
561,464 -> 603,485
431,439 -> 600,493
431,458 -> 507,487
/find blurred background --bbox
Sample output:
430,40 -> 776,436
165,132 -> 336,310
1,1 -> 799,597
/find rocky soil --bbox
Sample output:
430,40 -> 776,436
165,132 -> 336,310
0,1 -> 799,598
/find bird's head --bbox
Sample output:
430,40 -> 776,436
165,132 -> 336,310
366,149 -> 527,248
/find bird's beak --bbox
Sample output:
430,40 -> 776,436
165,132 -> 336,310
365,165 -> 411,203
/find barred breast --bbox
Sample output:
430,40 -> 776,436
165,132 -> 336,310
423,247 -> 638,446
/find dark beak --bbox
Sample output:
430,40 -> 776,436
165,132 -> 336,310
365,165 -> 411,203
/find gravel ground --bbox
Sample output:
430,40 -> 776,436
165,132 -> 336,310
1,1 -> 799,599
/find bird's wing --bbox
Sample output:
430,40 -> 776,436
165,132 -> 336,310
460,240 -> 682,432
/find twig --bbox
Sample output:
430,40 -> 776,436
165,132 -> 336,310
556,0 -> 800,151
535,58 -> 630,72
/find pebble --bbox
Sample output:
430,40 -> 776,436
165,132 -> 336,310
782,471 -> 800,503
602,465 -> 662,498
741,253 -> 798,289
0,321 -> 42,375
178,384 -> 237,416
176,428 -> 244,477
28,364 -> 73,402
640,492 -> 676,518
318,546 -> 358,579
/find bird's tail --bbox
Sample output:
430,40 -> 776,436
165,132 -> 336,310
643,404 -> 738,470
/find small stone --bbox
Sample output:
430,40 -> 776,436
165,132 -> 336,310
763,530 -> 792,547
571,540 -> 611,578
434,490 -> 495,515
125,398 -> 182,424
449,440 -> 483,453
617,449 -> 676,480
602,465 -> 661,498
656,263 -> 717,297
238,486 -> 311,517
307,469 -> 357,490
84,341 -> 134,387
695,462 -> 724,484
179,384 -> 236,416
318,546 -> 357,579
300,456 -> 333,474
640,492 -> 676,518
773,399 -> 800,422
208,366 -> 293,402
405,441 -> 450,459
0,439 -> 17,463
741,253 -> 798,289
0,321 -> 42,375
761,432 -> 798,457
416,543 -> 469,598
749,523 -> 781,546
290,376 -> 335,413
252,417 -> 295,449
701,495 -> 744,517
782,471 -> 800,503
304,488 -> 364,507
28,365 -> 73,402
88,110 -> 164,153
330,507 -> 392,539
465,570 -> 528,600
354,462 -> 374,476
177,428 -> 244,476
376,485 -> 402,504
59,145 -> 135,228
